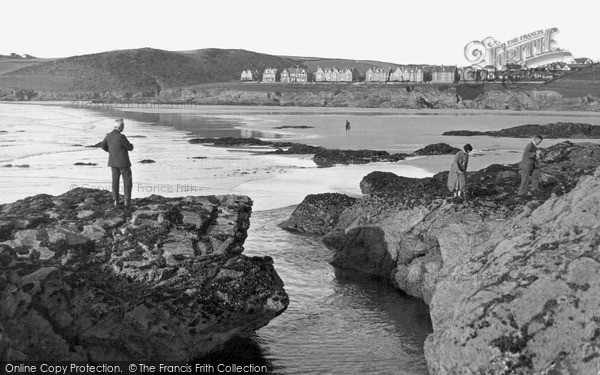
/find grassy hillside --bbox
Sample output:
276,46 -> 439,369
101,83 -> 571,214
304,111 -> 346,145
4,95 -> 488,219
0,48 -> 302,94
541,64 -> 600,97
180,48 -> 302,77
0,57 -> 49,75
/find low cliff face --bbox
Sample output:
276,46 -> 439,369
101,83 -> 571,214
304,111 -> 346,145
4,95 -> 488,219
325,141 -> 600,297
3,83 -> 598,112
425,166 -> 600,374
153,85 -> 599,111
315,141 -> 600,373
0,188 -> 288,362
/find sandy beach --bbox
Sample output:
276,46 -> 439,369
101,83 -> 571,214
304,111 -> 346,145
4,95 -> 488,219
3,102 -> 600,210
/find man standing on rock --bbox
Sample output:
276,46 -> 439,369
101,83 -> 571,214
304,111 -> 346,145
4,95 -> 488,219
100,119 -> 134,207
517,135 -> 543,196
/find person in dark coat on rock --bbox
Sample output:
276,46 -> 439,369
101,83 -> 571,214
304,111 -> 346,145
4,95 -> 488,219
100,119 -> 134,207
447,144 -> 472,201
517,135 -> 543,196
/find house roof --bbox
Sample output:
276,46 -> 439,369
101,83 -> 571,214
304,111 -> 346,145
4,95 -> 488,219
574,57 -> 592,64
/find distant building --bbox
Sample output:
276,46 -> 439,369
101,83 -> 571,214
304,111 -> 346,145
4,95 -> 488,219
572,57 -> 594,64
314,66 -> 357,83
431,65 -> 457,83
240,69 -> 259,81
365,67 -> 390,83
389,66 -> 409,82
281,67 -> 309,83
262,68 -> 279,83
338,67 -> 359,82
280,68 -> 290,83
408,67 -> 423,82
390,66 -> 423,82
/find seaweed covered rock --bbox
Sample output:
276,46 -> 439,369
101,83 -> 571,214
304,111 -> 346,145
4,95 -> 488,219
0,188 -> 288,362
279,193 -> 357,235
424,166 -> 600,374
443,121 -> 600,139
325,141 -> 600,304
414,143 -> 460,156
313,148 -> 407,167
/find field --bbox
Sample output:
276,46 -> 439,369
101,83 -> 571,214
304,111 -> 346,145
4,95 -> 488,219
0,58 -> 48,75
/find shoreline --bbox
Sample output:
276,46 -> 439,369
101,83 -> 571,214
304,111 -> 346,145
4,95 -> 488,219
2,101 -> 600,211
4,101 -> 600,118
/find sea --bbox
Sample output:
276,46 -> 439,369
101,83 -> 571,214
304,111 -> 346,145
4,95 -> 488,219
2,102 -> 600,374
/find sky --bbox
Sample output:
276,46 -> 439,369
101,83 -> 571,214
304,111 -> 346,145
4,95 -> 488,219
3,0 -> 600,65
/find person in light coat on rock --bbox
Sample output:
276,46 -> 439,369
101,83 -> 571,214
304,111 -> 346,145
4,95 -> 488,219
447,144 -> 473,201
518,135 -> 543,196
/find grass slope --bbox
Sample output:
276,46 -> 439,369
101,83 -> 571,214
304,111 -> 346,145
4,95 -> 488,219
0,48 -> 303,93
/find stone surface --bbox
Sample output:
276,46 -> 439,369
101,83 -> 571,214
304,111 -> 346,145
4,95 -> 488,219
413,143 -> 461,156
443,121 -> 600,138
318,141 -> 600,373
279,193 -> 357,235
424,166 -> 600,374
312,148 -> 407,167
0,188 -> 288,362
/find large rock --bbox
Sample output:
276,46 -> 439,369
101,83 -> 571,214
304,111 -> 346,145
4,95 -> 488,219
326,142 -> 600,300
414,143 -> 461,156
320,141 -> 600,372
312,148 -> 407,167
443,121 -> 600,138
0,188 -> 288,362
279,193 -> 357,235
424,166 -> 600,374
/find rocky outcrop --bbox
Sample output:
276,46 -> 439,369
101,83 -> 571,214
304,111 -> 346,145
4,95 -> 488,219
312,148 -> 407,167
325,141 -> 600,302
0,188 -> 288,362
279,193 -> 357,235
424,165 -> 600,374
188,137 -> 407,167
414,143 -> 461,156
316,141 -> 600,373
443,121 -> 600,138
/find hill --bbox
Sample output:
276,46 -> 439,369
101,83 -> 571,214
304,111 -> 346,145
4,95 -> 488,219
541,63 -> 600,97
0,57 -> 50,75
0,48 -> 302,94
287,56 -> 420,76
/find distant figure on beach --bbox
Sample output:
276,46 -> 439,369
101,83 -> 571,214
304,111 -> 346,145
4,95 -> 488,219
447,144 -> 473,201
100,119 -> 134,207
517,135 -> 543,196
345,120 -> 351,132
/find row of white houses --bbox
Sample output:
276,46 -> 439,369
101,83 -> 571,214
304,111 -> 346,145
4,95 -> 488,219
241,57 -> 596,84
241,65 -> 457,84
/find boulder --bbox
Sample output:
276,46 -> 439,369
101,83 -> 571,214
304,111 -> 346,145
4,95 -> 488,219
0,188 -> 288,362
424,166 -> 600,374
313,148 -> 406,167
414,143 -> 461,156
279,193 -> 357,235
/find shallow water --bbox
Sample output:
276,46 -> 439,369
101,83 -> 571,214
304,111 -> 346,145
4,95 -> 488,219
229,207 -> 432,375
